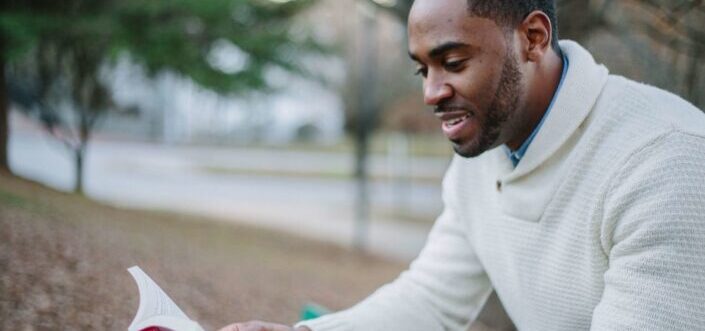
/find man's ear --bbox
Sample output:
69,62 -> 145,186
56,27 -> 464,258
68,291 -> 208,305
519,10 -> 553,62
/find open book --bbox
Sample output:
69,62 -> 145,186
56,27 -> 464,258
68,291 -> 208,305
127,266 -> 206,331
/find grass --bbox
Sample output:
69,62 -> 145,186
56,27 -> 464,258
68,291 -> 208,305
0,174 -> 404,330
0,190 -> 31,209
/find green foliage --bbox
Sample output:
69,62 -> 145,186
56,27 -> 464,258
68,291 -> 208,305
112,0 -> 318,92
2,0 -> 320,94
0,189 -> 30,209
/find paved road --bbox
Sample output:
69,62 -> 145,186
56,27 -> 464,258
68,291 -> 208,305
9,127 -> 450,261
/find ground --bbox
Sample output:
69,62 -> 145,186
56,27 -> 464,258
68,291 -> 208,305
0,174 -> 404,330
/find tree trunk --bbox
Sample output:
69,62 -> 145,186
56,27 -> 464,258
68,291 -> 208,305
0,41 -> 10,175
685,46 -> 703,108
353,4 -> 378,252
354,125 -> 370,251
74,147 -> 84,194
74,108 -> 93,195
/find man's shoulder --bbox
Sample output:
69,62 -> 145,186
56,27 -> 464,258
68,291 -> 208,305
586,76 -> 705,181
599,75 -> 705,137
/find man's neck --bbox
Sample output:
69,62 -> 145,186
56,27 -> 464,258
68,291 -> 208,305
505,49 -> 565,151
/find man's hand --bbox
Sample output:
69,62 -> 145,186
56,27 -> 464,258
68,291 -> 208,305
218,321 -> 311,331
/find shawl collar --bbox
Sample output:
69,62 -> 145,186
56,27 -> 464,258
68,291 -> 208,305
494,41 -> 609,222
503,41 -> 609,181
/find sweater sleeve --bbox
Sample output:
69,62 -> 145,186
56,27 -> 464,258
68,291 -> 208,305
591,132 -> 705,330
297,159 -> 493,331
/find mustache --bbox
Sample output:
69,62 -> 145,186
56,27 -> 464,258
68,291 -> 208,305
434,102 -> 474,114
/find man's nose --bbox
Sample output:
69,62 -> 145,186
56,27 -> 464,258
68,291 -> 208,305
423,73 -> 452,105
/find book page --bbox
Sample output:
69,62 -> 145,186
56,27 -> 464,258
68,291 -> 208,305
127,266 -> 202,331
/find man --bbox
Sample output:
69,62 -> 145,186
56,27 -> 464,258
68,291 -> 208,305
220,0 -> 705,330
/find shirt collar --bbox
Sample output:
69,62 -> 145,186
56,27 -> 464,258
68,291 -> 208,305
505,52 -> 570,167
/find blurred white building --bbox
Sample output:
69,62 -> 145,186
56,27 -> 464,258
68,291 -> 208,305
101,0 -> 352,146
103,49 -> 345,145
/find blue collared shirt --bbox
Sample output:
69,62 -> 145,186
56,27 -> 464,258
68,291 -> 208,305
504,53 -> 569,167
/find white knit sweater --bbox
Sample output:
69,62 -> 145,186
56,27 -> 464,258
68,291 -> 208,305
298,41 -> 705,331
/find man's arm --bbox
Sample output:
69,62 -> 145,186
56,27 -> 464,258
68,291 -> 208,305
297,157 -> 493,331
591,132 -> 705,330
218,321 -> 310,331
218,157 -> 492,331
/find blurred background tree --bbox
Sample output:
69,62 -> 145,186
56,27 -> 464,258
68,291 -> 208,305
0,0 -> 321,193
557,0 -> 704,106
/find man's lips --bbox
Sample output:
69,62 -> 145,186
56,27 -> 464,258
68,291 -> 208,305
435,109 -> 474,125
434,109 -> 475,140
435,110 -> 471,121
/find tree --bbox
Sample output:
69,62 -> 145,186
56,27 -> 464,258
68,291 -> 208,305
1,0 -> 320,192
333,0 -> 412,251
0,36 -> 8,174
558,0 -> 704,108
8,39 -> 114,194
0,0 -> 66,174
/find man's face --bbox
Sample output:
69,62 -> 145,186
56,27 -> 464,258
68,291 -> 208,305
408,0 -> 525,157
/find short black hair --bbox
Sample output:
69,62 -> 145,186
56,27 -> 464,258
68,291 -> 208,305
467,0 -> 560,52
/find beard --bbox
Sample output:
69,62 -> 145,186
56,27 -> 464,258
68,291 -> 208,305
453,50 -> 522,158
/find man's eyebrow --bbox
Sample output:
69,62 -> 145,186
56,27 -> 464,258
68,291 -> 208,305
408,41 -> 475,62
429,41 -> 473,59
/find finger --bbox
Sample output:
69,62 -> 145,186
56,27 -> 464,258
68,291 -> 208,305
218,321 -> 281,331
217,323 -> 242,331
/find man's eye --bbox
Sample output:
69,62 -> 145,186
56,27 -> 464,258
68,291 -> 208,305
414,67 -> 428,77
444,60 -> 464,71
